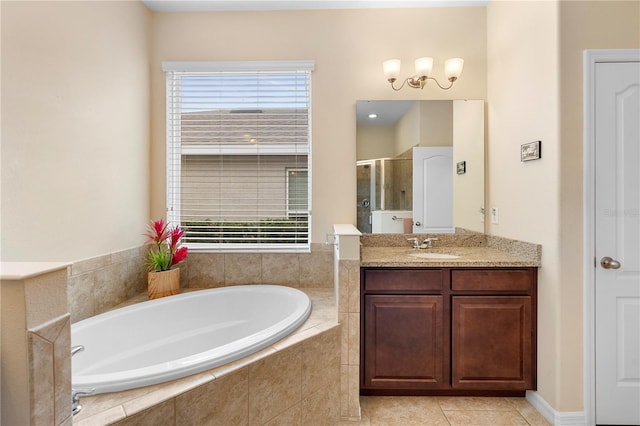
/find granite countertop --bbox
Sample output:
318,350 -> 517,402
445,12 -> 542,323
359,232 -> 542,268
361,246 -> 540,268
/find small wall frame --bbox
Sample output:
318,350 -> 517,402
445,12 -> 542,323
456,161 -> 466,175
521,141 -> 541,162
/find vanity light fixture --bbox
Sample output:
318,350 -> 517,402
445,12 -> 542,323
382,57 -> 464,91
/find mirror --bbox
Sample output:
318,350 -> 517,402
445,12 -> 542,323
356,100 -> 484,234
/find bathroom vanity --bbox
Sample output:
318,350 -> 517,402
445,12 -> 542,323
359,239 -> 540,397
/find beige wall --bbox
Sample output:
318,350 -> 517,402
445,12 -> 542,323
557,0 -> 640,411
394,101 -> 422,154
0,1 -> 151,261
487,0 -> 640,413
356,125 -> 396,161
419,100 -> 454,148
394,101 -> 454,155
487,0 -> 562,409
150,7 -> 487,243
453,100 -> 484,233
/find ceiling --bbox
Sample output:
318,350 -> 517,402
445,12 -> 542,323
356,100 -> 415,127
142,0 -> 488,13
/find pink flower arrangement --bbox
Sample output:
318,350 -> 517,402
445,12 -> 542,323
145,219 -> 188,272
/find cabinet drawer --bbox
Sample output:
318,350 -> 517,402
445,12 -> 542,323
364,268 -> 443,292
451,269 -> 533,292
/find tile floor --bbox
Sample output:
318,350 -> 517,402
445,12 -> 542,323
341,396 -> 551,425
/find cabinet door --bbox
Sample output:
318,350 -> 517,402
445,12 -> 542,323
363,295 -> 445,389
452,296 -> 533,390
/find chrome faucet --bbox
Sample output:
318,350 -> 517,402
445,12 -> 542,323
71,344 -> 94,415
72,388 -> 94,415
407,237 -> 420,249
421,238 -> 438,249
71,345 -> 84,356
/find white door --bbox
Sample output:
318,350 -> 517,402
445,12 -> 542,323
594,61 -> 640,425
412,147 -> 453,233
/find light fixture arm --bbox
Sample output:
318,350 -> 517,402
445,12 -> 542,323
387,75 -> 457,91
425,76 -> 457,90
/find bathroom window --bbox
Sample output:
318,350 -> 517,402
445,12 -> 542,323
164,61 -> 314,251
286,168 -> 308,217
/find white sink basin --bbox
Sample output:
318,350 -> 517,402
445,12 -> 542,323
408,252 -> 461,260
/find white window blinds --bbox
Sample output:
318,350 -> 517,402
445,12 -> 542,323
164,61 -> 314,251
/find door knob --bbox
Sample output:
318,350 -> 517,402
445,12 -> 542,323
415,221 -> 421,227
600,256 -> 621,270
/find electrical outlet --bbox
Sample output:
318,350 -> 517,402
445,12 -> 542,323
491,206 -> 499,224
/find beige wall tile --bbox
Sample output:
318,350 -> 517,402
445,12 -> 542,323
110,246 -> 142,265
118,372 -> 214,418
24,269 -> 68,329
248,346 -> 302,425
210,348 -> 277,379
184,253 -> 224,288
124,258 -> 146,298
67,272 -> 95,323
338,263 -> 349,313
299,250 -> 333,288
176,368 -> 249,426
338,312 -> 349,365
262,253 -> 300,286
29,333 -> 54,425
301,326 -> 340,397
73,406 -> 126,426
71,254 -> 113,276
301,386 -> 341,425
225,253 -> 262,285
52,316 -> 71,425
340,365 -> 350,418
114,399 -> 175,426
347,365 -> 361,418
347,262 -> 360,313
94,264 -> 128,314
68,247 -> 148,321
347,313 -> 360,366
263,403 -> 301,426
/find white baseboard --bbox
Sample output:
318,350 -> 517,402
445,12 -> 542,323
526,391 -> 587,426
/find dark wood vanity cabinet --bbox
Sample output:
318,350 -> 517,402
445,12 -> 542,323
361,267 -> 537,396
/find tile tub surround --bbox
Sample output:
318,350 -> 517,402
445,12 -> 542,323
67,246 -> 148,323
1,263 -> 71,426
67,243 -> 334,324
72,288 -> 339,425
182,243 -> 334,289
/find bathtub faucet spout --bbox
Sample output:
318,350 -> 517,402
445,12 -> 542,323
72,388 -> 95,415
71,345 -> 84,356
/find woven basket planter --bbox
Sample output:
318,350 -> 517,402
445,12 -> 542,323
147,268 -> 180,300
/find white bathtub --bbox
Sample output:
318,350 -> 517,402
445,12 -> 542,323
71,285 -> 311,394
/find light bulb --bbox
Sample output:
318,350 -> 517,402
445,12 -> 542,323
414,57 -> 433,77
382,59 -> 401,81
445,58 -> 464,81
